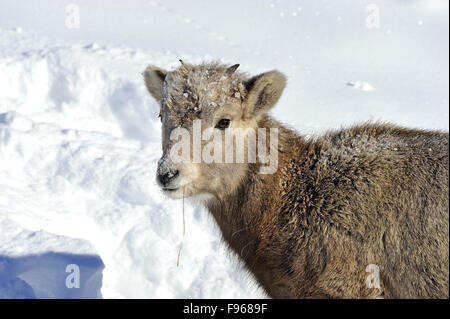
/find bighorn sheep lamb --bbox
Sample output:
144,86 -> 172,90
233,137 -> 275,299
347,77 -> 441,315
143,61 -> 449,298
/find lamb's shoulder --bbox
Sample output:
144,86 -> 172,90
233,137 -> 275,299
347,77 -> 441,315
316,122 -> 448,184
325,122 -> 449,161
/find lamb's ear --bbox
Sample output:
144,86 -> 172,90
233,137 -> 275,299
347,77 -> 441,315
243,71 -> 286,119
143,65 -> 167,102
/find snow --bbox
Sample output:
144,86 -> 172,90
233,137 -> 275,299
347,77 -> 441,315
346,81 -> 374,92
0,0 -> 448,299
0,217 -> 103,298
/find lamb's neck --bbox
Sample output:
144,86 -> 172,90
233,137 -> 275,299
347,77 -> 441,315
205,116 -> 308,261
205,167 -> 269,259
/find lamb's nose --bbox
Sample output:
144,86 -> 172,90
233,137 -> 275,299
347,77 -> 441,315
157,170 -> 179,187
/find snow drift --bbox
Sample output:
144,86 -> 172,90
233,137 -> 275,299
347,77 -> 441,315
0,218 -> 103,298
0,28 -> 264,298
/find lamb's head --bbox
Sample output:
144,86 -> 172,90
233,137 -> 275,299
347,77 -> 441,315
144,61 -> 286,200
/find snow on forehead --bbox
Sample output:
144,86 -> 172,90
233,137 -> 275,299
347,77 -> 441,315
163,62 -> 246,112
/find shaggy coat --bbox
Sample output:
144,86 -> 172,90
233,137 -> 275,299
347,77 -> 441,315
208,119 -> 449,298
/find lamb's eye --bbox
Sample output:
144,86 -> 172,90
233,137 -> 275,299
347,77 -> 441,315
157,112 -> 162,122
216,119 -> 230,130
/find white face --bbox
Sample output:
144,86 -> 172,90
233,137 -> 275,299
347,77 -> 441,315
144,62 -> 286,200
157,92 -> 251,200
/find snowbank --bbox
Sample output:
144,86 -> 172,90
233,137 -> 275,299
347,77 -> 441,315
0,28 -> 265,298
0,218 -> 103,298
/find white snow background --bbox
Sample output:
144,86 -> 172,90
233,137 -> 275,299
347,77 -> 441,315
0,0 -> 448,298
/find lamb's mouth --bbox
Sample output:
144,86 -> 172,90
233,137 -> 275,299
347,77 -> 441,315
162,187 -> 179,192
161,184 -> 192,199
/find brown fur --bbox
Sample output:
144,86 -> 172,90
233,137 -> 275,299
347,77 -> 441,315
144,61 -> 449,298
